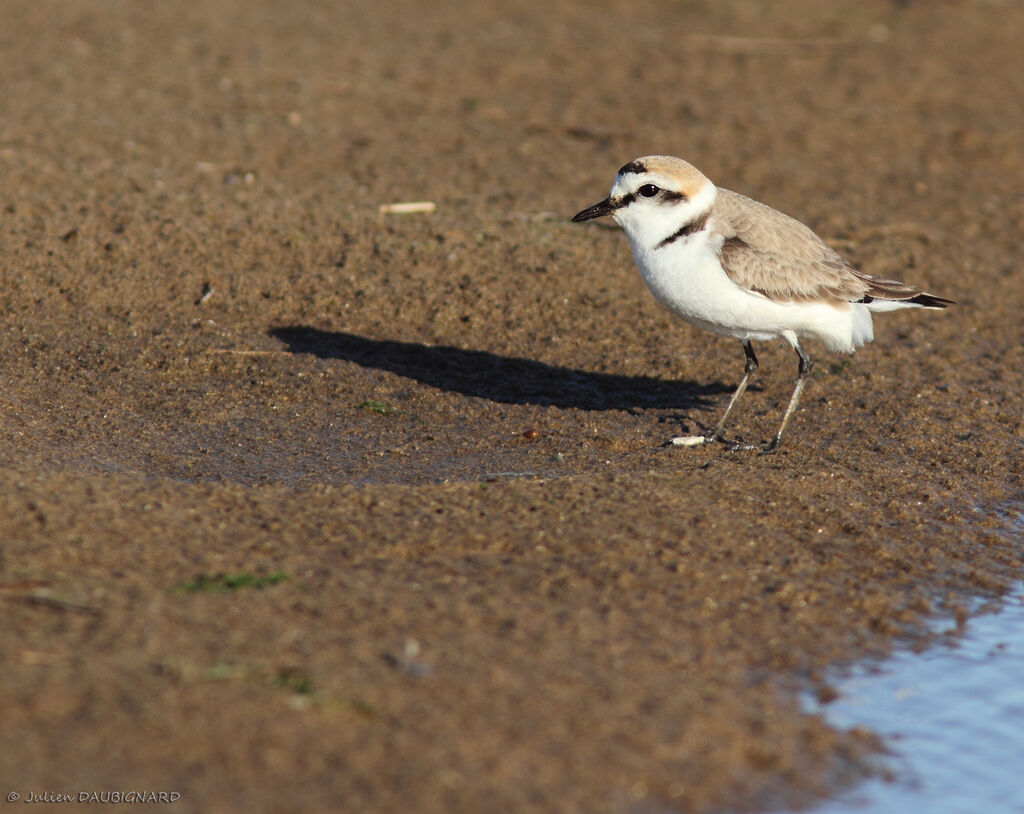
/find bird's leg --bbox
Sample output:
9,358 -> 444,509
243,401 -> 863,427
706,340 -> 758,445
761,343 -> 814,455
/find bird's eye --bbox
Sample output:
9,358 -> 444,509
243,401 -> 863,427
638,184 -> 660,198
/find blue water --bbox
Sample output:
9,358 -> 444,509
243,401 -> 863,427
793,590 -> 1024,814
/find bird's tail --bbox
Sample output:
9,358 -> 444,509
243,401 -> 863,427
854,272 -> 954,310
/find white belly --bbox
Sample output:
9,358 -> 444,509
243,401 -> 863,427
628,232 -> 871,352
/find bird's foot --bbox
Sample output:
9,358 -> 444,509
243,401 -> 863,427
703,430 -> 731,445
709,432 -> 758,451
672,431 -> 781,454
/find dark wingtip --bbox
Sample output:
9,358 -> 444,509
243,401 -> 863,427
910,293 -> 956,308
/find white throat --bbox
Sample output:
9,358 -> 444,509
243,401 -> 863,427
613,180 -> 718,254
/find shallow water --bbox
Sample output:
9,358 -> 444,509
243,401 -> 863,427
793,589 -> 1024,814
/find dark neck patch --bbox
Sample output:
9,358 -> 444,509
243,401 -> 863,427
656,213 -> 709,249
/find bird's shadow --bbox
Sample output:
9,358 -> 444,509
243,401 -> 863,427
270,326 -> 728,412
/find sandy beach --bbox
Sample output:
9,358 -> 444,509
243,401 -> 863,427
2,1 -> 1023,811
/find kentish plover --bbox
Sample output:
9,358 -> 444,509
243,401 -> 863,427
573,155 -> 953,453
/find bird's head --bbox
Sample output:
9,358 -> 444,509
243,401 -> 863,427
573,155 -> 716,247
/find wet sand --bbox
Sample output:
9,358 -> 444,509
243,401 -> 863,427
2,1 -> 1023,811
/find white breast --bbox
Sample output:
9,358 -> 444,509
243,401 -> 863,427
631,231 -> 765,336
627,231 -> 871,352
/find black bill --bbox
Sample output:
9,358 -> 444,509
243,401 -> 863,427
572,197 -> 617,222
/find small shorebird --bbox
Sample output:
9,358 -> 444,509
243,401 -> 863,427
573,155 -> 953,453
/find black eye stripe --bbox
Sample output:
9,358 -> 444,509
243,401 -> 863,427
615,188 -> 688,209
614,191 -> 637,208
635,184 -> 688,202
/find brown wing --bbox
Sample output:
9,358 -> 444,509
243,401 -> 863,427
712,189 -> 954,307
712,188 -> 870,304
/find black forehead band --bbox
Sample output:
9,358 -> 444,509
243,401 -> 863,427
617,159 -> 647,176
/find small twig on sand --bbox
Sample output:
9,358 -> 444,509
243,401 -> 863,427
685,32 -> 887,52
205,349 -> 290,356
378,201 -> 437,215
2,592 -> 102,616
